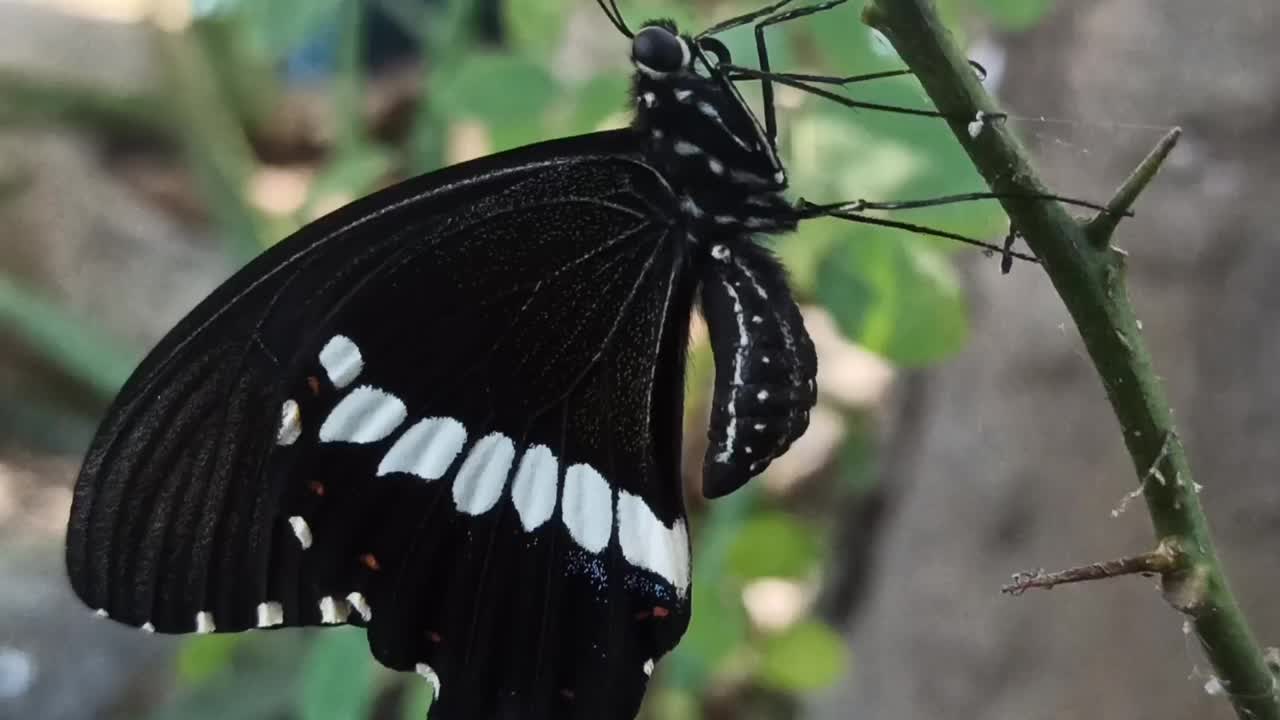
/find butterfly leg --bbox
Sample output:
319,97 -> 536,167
750,0 -> 849,142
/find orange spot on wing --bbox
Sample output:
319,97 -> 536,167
309,481 -> 326,496
306,376 -> 321,395
429,631 -> 443,643
652,606 -> 670,619
359,553 -> 381,571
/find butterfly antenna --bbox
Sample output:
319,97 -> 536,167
596,0 -> 633,37
696,0 -> 795,39
723,64 -> 967,120
731,59 -> 987,87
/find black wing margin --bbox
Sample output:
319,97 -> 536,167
66,129 -> 696,719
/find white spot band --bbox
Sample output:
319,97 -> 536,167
561,463 -> 613,554
319,335 -> 363,388
257,601 -> 284,628
319,386 -> 407,444
617,491 -> 691,597
510,444 -> 558,531
453,432 -> 516,516
378,416 -> 467,479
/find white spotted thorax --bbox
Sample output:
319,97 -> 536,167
628,22 -> 797,239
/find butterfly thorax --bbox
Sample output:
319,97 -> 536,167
629,24 -> 797,237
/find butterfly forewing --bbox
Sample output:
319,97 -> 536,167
67,131 -> 696,717
68,12 -> 831,719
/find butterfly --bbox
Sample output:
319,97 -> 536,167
63,1 -> 1023,717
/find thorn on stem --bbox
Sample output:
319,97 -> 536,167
1002,542 -> 1181,595
1086,126 -> 1182,247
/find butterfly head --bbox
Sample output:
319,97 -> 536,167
630,21 -> 690,79
629,21 -> 793,232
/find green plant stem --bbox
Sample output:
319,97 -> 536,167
862,2 -> 1278,718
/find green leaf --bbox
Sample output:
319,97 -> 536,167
400,676 -> 436,720
147,633 -> 308,720
837,416 -> 879,495
305,144 -> 395,216
502,0 -> 574,57
564,72 -> 631,133
146,666 -> 296,720
0,273 -> 136,399
815,231 -> 970,367
808,0 -> 883,73
666,489 -> 755,689
177,635 -> 242,685
640,688 -> 701,720
236,0 -> 347,57
973,0 -> 1055,31
433,54 -> 556,124
726,512 -> 822,581
298,629 -> 376,720
757,620 -> 848,692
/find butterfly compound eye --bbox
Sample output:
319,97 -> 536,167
632,25 -> 687,74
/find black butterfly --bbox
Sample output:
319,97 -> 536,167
64,1 -> 1011,718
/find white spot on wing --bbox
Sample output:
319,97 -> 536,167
289,516 -> 313,549
257,601 -> 284,628
377,417 -> 467,479
711,244 -> 730,261
673,140 -> 702,156
319,596 -> 350,624
346,592 -> 372,622
643,658 -> 655,677
510,444 -> 558,531
319,335 -> 363,388
641,91 -> 656,107
141,622 -> 155,633
561,464 -> 613,553
757,389 -> 770,401
617,491 -> 691,597
416,663 -> 442,698
319,386 -> 407,443
276,399 -> 302,445
708,157 -> 725,175
94,608 -> 109,619
675,89 -> 693,102
680,196 -> 705,218
453,432 -> 516,516
195,611 -> 215,634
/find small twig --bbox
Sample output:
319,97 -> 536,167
1086,127 -> 1182,247
1003,540 -> 1182,595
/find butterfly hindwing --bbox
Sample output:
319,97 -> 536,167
67,130 -> 696,717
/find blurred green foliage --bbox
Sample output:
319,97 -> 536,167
0,0 -> 1056,717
